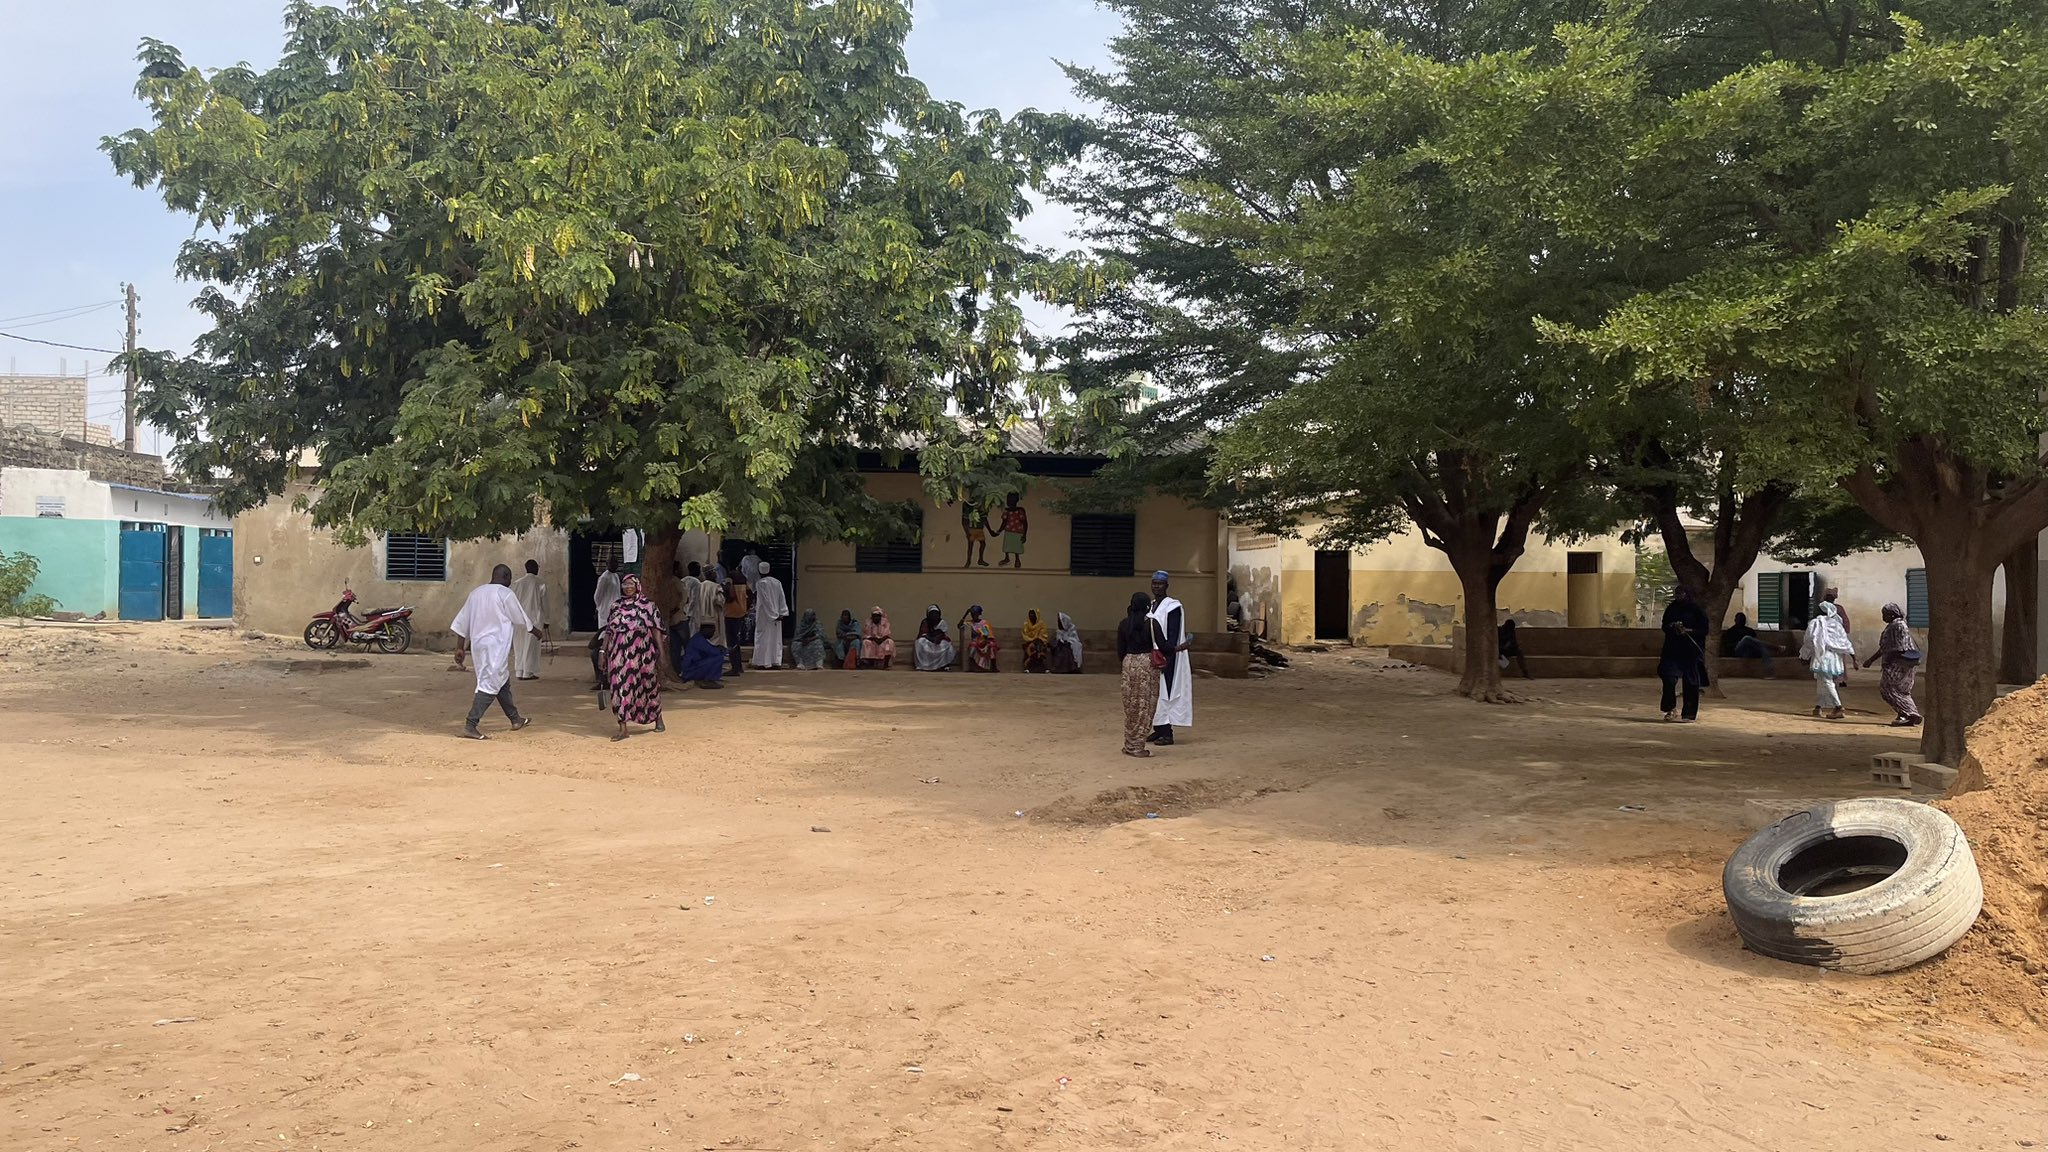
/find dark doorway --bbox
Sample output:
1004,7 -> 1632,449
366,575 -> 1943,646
163,525 -> 186,620
1784,571 -> 1817,632
719,539 -> 798,640
1314,551 -> 1351,641
568,530 -> 624,633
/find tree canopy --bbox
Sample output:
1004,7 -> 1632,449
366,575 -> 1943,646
110,0 -> 1085,544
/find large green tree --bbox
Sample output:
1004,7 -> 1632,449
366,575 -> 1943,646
109,0 -> 1078,584
1059,0 -> 1632,700
1565,4 -> 2048,764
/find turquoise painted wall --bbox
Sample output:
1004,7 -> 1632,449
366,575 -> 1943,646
0,517 -> 119,615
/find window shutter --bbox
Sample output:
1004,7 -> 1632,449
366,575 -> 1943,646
1069,514 -> 1137,578
384,533 -> 449,582
855,506 -> 924,573
1905,569 -> 1930,628
1756,572 -> 1785,626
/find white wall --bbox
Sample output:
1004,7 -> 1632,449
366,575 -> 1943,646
106,484 -> 230,529
1731,543 -> 2003,655
0,467 -> 114,520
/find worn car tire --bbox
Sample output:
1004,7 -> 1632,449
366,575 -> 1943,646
1722,798 -> 1981,975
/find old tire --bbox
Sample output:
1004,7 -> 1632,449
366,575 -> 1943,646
1722,798 -> 1981,975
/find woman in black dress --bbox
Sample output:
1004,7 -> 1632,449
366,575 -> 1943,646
1658,587 -> 1711,723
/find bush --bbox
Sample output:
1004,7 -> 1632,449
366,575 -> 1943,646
0,551 -> 59,619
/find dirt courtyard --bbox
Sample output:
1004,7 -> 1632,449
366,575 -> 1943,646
2,624 -> 2043,1151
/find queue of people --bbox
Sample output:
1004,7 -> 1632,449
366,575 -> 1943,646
448,559 -> 1196,753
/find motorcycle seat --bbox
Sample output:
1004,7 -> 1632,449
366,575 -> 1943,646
365,607 -> 404,617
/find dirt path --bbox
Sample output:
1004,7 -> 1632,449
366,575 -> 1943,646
1,626 -> 2042,1150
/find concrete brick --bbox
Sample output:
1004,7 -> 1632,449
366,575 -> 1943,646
1870,751 -> 1914,789
1909,762 -> 1959,795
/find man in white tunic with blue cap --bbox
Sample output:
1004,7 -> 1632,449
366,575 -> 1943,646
1149,570 -> 1193,745
452,564 -> 543,740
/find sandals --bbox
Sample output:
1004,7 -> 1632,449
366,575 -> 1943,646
510,717 -> 532,732
461,727 -> 489,741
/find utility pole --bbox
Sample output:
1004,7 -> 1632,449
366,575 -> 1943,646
123,283 -> 138,453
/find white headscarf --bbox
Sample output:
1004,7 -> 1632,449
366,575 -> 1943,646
1055,612 -> 1082,664
1806,601 -> 1854,656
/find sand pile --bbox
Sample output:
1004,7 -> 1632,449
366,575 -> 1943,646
1886,682 -> 2048,1030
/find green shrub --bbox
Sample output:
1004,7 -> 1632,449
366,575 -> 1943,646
0,551 -> 59,619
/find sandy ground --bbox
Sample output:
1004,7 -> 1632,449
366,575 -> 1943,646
2,622 -> 2044,1151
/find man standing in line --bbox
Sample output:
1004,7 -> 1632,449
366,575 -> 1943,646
995,492 -> 1029,568
511,559 -> 548,681
751,561 -> 791,669
452,564 -> 543,740
589,556 -> 622,692
1149,570 -> 1193,745
672,561 -> 703,675
723,573 -> 751,677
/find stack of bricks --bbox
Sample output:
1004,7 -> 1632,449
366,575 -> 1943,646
0,374 -> 89,439
0,422 -> 166,488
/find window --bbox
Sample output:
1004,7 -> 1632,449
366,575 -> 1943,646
384,533 -> 449,582
1070,513 -> 1137,578
1905,568 -> 1930,629
1756,572 -> 1785,626
855,506 -> 924,573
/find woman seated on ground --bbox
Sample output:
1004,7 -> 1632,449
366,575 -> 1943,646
1051,612 -> 1083,675
961,605 -> 999,672
915,605 -> 956,671
833,609 -> 862,669
680,622 -> 727,689
1021,609 -> 1052,673
860,606 -> 896,669
792,609 -> 828,670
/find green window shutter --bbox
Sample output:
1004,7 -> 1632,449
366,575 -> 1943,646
1905,569 -> 1930,628
1756,572 -> 1785,626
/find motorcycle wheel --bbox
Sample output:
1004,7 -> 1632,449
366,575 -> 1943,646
388,619 -> 413,655
304,620 -> 340,650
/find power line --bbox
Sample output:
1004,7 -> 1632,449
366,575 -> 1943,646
3,303 -> 120,330
0,300 -> 121,326
0,330 -> 122,354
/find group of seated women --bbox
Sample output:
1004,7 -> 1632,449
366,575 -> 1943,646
780,605 -> 1084,673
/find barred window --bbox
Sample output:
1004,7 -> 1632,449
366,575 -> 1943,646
1070,514 -> 1137,578
855,506 -> 924,573
384,533 -> 449,582
1905,569 -> 1929,629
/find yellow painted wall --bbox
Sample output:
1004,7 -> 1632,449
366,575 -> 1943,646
1229,519 -> 1637,646
798,472 -> 1223,633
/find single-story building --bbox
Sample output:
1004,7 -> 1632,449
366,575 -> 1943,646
1230,520 -> 1637,647
0,445 -> 234,621
232,431 -> 1229,656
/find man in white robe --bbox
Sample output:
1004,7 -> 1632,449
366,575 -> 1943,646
1149,571 -> 1193,745
751,562 -> 791,668
452,564 -> 542,739
510,559 -> 548,680
589,557 -> 622,691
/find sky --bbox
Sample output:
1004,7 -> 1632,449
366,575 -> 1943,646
0,0 -> 1123,455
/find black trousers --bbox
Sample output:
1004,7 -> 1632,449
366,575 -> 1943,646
725,617 -> 746,675
669,624 -> 691,675
466,684 -> 521,727
588,633 -> 607,688
1660,677 -> 1700,720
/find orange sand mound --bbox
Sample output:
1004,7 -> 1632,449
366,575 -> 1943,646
1884,682 -> 2048,1030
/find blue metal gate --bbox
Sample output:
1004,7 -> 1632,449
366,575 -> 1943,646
118,525 -> 167,621
198,532 -> 233,619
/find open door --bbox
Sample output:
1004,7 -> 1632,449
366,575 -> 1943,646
1313,551 -> 1351,641
1566,552 -> 1601,628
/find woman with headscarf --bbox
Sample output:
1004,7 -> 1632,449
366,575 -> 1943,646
791,609 -> 828,670
860,606 -> 896,669
1862,602 -> 1923,727
1051,612 -> 1083,675
1800,600 -> 1857,720
961,605 -> 1000,672
1020,610 -> 1052,673
1116,592 -> 1160,756
833,609 -> 863,669
602,574 -> 667,740
1657,586 -> 1711,723
914,605 -> 956,671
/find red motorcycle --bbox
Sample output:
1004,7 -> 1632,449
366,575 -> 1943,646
304,589 -> 416,654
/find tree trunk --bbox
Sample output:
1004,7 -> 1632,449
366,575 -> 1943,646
1453,553 -> 1515,702
1921,553 -> 2000,767
1999,541 -> 2037,685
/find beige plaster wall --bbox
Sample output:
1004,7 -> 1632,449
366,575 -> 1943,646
1230,521 -> 1637,646
797,473 -> 1223,634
